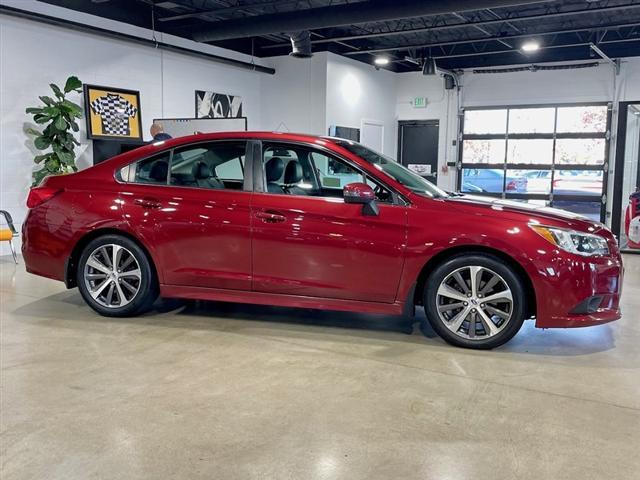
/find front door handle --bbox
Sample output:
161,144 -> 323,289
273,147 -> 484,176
255,210 -> 286,223
134,197 -> 162,209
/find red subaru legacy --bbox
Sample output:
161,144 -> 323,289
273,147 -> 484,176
22,132 -> 623,349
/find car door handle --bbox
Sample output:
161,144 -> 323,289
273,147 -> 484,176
134,197 -> 162,209
255,210 -> 286,223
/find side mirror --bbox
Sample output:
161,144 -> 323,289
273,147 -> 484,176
343,182 -> 379,216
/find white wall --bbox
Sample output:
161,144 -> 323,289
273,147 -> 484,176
325,53 -> 398,158
462,59 -> 640,107
260,53 -> 327,135
0,1 -> 268,255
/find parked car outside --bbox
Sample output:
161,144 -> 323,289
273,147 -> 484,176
522,170 -> 603,196
461,168 -> 527,193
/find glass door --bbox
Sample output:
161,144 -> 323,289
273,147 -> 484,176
612,103 -> 640,253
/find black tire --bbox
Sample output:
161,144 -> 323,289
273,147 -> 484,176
77,234 -> 158,317
423,253 -> 526,349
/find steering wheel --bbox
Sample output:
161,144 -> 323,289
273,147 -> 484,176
373,184 -> 390,201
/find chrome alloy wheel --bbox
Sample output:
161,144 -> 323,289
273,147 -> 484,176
83,244 -> 142,308
435,266 -> 514,340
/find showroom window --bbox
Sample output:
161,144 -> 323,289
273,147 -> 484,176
458,104 -> 611,222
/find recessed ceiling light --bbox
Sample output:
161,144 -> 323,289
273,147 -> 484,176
374,57 -> 390,66
522,41 -> 540,52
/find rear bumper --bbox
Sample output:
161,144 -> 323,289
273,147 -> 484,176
533,252 -> 623,328
22,209 -> 70,283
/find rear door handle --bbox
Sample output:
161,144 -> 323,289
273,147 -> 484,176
255,210 -> 286,223
134,197 -> 162,209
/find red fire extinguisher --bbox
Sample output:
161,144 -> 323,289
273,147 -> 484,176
625,190 -> 640,249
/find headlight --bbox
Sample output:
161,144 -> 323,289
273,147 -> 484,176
530,225 -> 609,256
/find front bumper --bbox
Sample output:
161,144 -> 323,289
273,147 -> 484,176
533,252 -> 623,328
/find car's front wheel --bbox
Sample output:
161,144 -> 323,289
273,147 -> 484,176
77,235 -> 158,317
424,254 -> 527,349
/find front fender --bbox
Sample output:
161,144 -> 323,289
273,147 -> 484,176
397,205 -> 543,309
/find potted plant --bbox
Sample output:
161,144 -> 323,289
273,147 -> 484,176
25,76 -> 83,186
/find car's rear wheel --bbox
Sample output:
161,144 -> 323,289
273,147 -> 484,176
77,235 -> 158,317
423,254 -> 526,349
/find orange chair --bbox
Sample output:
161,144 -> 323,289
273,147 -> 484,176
0,210 -> 18,264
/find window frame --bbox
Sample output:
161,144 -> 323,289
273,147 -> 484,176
115,139 -> 255,192
457,102 -> 611,222
253,140 -> 408,206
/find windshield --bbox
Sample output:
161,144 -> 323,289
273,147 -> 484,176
331,139 -> 448,198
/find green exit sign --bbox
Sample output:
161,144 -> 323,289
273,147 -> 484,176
413,96 -> 427,108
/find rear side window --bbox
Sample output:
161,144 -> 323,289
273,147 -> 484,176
118,142 -> 246,190
215,157 -> 244,181
170,142 -> 246,190
121,152 -> 171,185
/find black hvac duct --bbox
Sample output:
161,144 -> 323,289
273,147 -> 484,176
472,62 -> 600,74
289,31 -> 313,58
191,0 -> 547,43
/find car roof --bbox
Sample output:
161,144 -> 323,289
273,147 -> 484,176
152,131 -> 336,149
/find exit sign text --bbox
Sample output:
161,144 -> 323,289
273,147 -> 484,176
413,97 -> 427,108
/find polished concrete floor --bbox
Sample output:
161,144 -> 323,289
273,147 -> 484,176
1,254 -> 639,480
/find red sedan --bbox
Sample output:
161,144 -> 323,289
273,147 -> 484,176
22,132 -> 623,349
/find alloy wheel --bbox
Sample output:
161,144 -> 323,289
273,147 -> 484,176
83,244 -> 142,308
435,265 -> 513,340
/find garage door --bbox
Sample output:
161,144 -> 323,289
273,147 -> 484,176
457,104 -> 611,222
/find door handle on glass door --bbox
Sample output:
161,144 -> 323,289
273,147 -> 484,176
256,211 -> 286,223
134,197 -> 162,209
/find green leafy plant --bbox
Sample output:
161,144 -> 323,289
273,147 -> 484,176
25,76 -> 83,186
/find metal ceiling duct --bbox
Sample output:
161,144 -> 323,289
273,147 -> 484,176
190,0 -> 548,43
472,62 -> 600,74
289,31 -> 313,58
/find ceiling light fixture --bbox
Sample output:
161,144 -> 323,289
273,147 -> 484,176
374,57 -> 390,66
522,41 -> 540,52
422,57 -> 437,75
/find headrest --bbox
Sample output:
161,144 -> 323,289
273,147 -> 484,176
284,160 -> 303,184
149,160 -> 168,182
192,161 -> 212,180
265,157 -> 284,182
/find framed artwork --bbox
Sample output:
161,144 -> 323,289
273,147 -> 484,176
195,90 -> 243,119
84,84 -> 143,140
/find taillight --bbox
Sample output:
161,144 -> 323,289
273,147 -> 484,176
26,187 -> 62,209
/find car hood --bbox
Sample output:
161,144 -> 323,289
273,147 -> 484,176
443,194 -> 603,230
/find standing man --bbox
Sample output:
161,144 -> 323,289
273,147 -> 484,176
150,122 -> 172,141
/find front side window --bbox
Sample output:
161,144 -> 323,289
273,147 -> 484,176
262,143 -> 393,202
170,142 -> 246,190
331,140 -> 447,198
